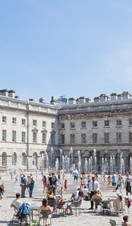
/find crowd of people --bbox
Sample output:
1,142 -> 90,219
0,169 -> 132,225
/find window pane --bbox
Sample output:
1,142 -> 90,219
104,133 -> 109,143
104,120 -> 109,127
22,132 -> 26,142
81,133 -> 86,144
81,121 -> 86,128
12,117 -> 16,124
92,121 -> 97,127
2,130 -> 6,141
12,131 -> 16,142
42,133 -> 46,144
22,119 -> 26,125
92,133 -> 97,143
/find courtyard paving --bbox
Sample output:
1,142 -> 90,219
0,171 -> 132,226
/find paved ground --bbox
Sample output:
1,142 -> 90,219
0,171 -> 132,226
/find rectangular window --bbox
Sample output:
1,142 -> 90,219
42,121 -> 46,128
92,121 -> 97,127
33,132 -> 37,143
51,133 -> 55,144
2,116 -> 6,123
12,130 -> 16,142
81,121 -> 86,128
104,120 -> 109,127
116,132 -> 122,143
70,134 -> 75,144
116,119 -> 122,126
81,133 -> 86,144
129,132 -> 132,143
22,119 -> 26,125
51,122 -> 55,128
70,122 -> 75,129
60,123 -> 65,129
12,117 -> 16,124
92,133 -> 98,144
2,130 -> 6,141
33,120 -> 37,127
42,133 -> 46,144
21,131 -> 26,143
60,134 -> 65,144
129,118 -> 132,126
104,133 -> 109,143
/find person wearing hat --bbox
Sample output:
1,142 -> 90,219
108,193 -> 124,216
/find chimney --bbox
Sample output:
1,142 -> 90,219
50,96 -> 55,105
8,90 -> 15,98
110,93 -> 117,101
85,97 -> 91,103
94,97 -> 100,103
122,91 -> 131,100
0,89 -> 9,97
39,97 -> 45,103
118,94 -> 122,100
78,96 -> 85,104
68,98 -> 76,105
100,94 -> 109,102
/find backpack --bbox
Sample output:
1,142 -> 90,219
18,203 -> 31,217
31,177 -> 35,185
52,176 -> 57,186
21,176 -> 27,185
126,181 -> 131,193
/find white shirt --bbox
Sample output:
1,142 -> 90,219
88,180 -> 100,192
11,199 -> 23,210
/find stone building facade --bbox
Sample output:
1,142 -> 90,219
0,89 -> 132,173
0,89 -> 58,171
58,92 -> 132,174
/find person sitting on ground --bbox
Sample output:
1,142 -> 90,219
38,198 -> 52,226
10,193 -> 23,211
122,215 -> 132,226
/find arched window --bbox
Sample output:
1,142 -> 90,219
12,152 -> 17,165
2,152 -> 7,166
22,153 -> 27,166
33,152 -> 37,166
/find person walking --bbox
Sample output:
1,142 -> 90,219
27,174 -> 35,198
112,172 -> 117,192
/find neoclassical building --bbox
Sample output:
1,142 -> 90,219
0,89 -> 132,173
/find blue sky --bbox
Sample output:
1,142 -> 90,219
0,0 -> 132,102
